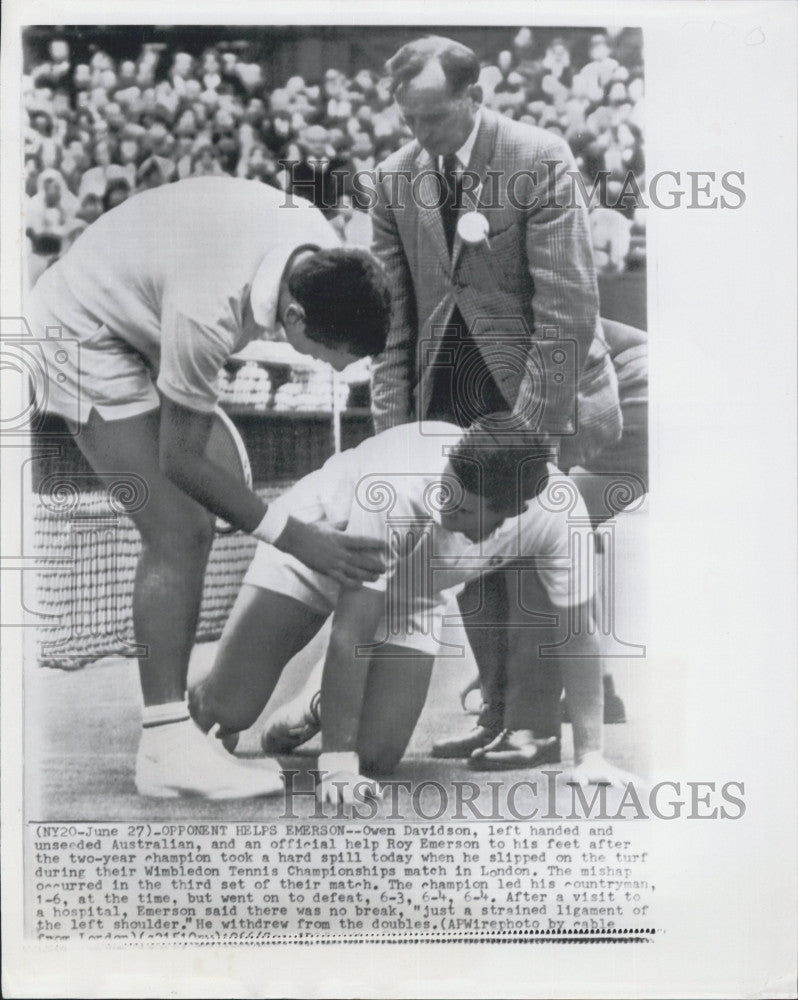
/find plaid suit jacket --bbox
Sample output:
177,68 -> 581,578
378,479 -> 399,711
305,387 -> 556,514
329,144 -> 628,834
370,108 -> 621,462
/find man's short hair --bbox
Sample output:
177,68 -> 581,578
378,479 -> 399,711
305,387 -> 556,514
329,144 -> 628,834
448,417 -> 552,512
385,36 -> 480,97
288,247 -> 391,358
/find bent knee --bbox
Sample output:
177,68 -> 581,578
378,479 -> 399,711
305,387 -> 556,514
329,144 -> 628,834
140,504 -> 214,555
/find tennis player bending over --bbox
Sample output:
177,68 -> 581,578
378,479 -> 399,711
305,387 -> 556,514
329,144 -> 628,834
27,177 -> 391,799
190,419 -> 635,810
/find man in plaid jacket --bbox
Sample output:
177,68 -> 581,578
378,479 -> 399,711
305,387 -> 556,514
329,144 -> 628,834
370,35 -> 621,465
369,36 -> 624,767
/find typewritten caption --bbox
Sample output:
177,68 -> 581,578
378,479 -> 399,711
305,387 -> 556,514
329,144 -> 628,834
28,822 -> 656,943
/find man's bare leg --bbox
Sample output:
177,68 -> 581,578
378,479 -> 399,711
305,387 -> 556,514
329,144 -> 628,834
74,408 -> 214,704
431,572 -> 508,758
259,655 -> 326,754
190,586 -> 328,736
71,407 -> 283,798
260,647 -> 434,772
357,648 -> 435,774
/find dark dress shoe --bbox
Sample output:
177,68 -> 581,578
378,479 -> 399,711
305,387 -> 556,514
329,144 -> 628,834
603,691 -> 627,724
602,674 -> 627,723
469,731 -> 561,771
431,725 -> 499,758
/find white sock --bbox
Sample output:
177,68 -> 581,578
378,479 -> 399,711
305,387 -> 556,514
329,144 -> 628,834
142,700 -> 191,731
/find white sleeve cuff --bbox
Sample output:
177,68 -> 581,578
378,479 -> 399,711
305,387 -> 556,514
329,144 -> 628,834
252,503 -> 290,545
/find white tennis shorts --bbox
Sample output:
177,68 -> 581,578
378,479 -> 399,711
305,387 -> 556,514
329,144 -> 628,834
27,265 -> 159,426
243,542 -> 449,657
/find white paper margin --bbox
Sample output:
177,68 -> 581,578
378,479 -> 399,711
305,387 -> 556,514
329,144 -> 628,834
2,1 -> 796,997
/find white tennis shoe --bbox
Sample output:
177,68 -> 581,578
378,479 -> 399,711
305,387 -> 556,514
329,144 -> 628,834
135,718 -> 284,799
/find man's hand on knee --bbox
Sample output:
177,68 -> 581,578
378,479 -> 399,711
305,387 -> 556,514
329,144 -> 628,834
276,518 -> 386,588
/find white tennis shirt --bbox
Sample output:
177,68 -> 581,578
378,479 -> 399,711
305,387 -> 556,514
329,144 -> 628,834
52,177 -> 339,411
268,421 -> 594,610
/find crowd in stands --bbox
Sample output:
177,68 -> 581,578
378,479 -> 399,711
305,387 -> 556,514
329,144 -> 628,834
23,28 -> 646,289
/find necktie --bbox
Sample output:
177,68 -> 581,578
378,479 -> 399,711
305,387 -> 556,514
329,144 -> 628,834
440,153 -> 461,251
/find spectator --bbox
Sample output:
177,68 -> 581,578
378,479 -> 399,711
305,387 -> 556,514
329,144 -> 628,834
492,71 -> 529,116
541,36 -> 573,86
22,27 -> 645,284
173,135 -> 195,179
477,50 -> 509,105
26,109 -> 61,169
116,138 -> 141,186
590,205 -> 633,275
25,154 -> 42,197
190,142 -> 225,177
26,168 -> 77,245
215,133 -> 241,174
240,143 -> 279,187
284,124 -> 347,220
136,154 -> 174,188
261,111 -> 293,157
103,177 -> 131,212
77,138 -> 115,197
76,190 -> 104,226
25,167 -> 78,284
573,33 -> 620,102
348,131 -> 376,175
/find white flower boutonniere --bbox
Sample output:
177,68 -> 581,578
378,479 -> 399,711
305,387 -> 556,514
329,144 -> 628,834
457,210 -> 491,249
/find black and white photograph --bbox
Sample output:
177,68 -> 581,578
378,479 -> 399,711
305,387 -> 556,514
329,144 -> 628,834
1,2 -> 796,998
20,20 -> 649,816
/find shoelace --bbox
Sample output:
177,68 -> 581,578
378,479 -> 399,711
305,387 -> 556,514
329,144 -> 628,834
483,728 -> 513,752
483,730 -> 558,753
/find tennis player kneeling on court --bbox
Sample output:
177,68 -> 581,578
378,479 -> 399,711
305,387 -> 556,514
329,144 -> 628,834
27,177 -> 391,799
190,419 -> 636,810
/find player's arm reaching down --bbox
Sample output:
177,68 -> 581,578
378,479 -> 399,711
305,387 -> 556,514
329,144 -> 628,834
556,615 -> 633,787
316,585 -> 386,809
158,396 -> 385,587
